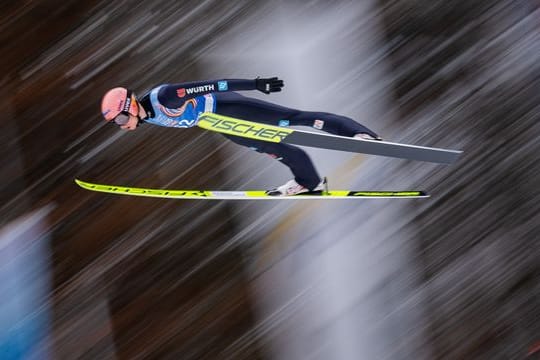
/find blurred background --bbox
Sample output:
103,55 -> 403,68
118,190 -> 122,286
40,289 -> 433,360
1,0 -> 539,359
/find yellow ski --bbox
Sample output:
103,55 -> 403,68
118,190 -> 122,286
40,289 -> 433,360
75,179 -> 429,200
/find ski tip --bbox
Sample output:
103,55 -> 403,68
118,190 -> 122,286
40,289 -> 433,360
74,178 -> 90,190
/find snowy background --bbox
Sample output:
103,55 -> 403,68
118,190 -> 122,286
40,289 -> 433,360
1,1 -> 539,359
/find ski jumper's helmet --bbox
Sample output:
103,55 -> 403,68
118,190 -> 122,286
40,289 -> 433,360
101,87 -> 138,124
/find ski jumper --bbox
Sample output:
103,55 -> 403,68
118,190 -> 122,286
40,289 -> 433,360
138,79 -> 379,190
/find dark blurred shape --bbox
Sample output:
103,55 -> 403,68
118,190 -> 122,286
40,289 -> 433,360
379,0 -> 540,358
529,340 -> 540,356
1,1 -> 264,358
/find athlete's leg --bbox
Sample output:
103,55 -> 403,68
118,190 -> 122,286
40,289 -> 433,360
223,134 -> 322,190
214,92 -> 380,138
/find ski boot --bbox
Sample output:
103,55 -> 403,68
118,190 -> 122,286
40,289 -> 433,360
266,179 -> 325,196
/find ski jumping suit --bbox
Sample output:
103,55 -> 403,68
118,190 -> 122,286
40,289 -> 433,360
138,79 -> 379,190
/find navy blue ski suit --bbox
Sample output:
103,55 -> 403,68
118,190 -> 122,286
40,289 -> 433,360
138,78 -> 379,190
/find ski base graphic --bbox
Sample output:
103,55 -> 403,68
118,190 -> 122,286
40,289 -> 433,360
75,179 -> 429,200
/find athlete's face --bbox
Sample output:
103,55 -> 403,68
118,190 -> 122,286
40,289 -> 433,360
120,114 -> 139,131
117,98 -> 142,131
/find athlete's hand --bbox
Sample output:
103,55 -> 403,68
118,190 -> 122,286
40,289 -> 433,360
255,77 -> 284,94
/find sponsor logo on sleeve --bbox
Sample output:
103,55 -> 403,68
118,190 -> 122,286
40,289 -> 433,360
278,120 -> 290,127
313,119 -> 324,130
185,84 -> 215,95
178,85 -> 216,98
217,81 -> 228,91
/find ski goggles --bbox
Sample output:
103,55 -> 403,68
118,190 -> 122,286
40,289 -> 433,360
112,112 -> 130,126
111,90 -> 136,126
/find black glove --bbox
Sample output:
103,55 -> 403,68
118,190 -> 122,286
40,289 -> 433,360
255,77 -> 284,94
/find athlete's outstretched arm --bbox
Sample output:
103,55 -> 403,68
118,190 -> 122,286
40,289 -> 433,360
158,77 -> 284,108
